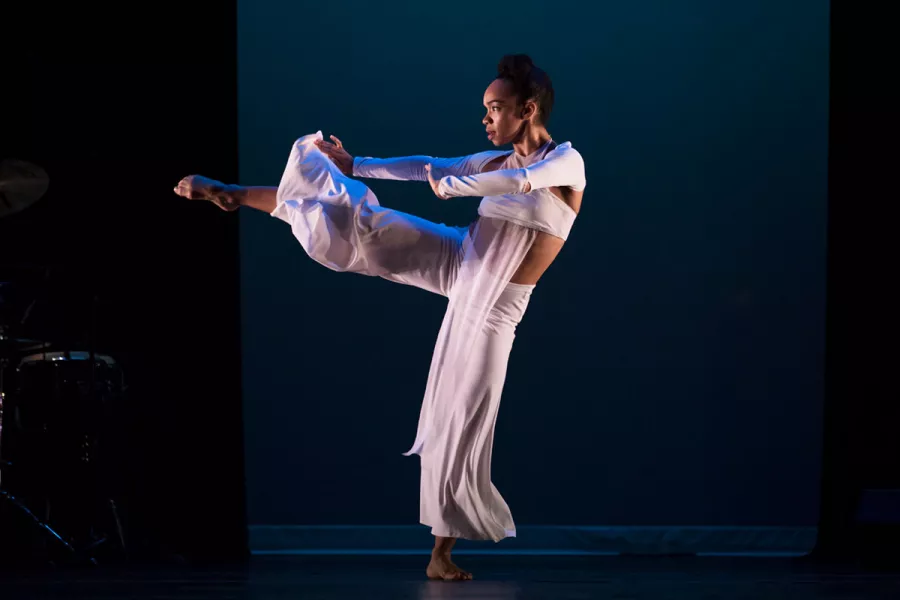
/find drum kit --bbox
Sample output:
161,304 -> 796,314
1,159 -> 128,565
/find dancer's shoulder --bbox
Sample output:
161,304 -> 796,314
549,141 -> 582,158
529,141 -> 586,192
544,142 -> 585,174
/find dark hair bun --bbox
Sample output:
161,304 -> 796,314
494,54 -> 554,125
497,54 -> 534,79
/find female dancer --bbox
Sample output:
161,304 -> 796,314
174,54 -> 585,581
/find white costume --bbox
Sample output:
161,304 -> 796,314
271,132 -> 585,541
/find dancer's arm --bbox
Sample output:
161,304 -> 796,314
352,153 -> 502,181
432,143 -> 586,199
315,135 -> 503,181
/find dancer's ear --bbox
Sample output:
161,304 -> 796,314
521,100 -> 537,121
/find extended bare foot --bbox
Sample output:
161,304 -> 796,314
174,175 -> 239,211
426,551 -> 473,581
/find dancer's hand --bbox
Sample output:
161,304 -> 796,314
425,164 -> 449,200
174,175 -> 239,211
315,135 -> 354,177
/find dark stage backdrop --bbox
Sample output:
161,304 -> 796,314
237,1 -> 829,552
1,3 -> 245,562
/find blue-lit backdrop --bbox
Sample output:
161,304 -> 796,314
237,0 -> 828,553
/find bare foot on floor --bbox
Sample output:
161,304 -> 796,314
426,552 -> 473,581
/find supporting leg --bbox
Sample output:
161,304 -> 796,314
426,536 -> 472,581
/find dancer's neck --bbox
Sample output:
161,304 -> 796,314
511,126 -> 552,157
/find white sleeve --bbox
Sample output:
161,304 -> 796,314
436,143 -> 586,198
352,150 -> 506,182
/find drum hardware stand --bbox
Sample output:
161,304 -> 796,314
1,351 -> 77,564
2,265 -> 128,564
2,347 -> 128,566
81,293 -> 129,560
2,317 -> 125,565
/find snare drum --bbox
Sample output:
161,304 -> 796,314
15,351 -> 122,435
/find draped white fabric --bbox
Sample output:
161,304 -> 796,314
271,131 -> 583,541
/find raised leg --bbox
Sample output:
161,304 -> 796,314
174,174 -> 466,298
269,134 -> 471,296
174,175 -> 277,214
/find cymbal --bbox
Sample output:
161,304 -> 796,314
0,159 -> 49,219
0,335 -> 49,354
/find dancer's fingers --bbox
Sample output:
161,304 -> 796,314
330,135 -> 343,148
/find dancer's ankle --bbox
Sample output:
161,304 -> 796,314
220,185 -> 278,213
222,184 -> 244,205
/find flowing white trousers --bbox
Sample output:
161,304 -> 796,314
272,133 -> 537,541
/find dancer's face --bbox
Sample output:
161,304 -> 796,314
482,79 -> 538,146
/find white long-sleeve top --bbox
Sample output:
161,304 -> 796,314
436,141 -> 586,198
353,150 -> 507,182
353,140 -> 586,240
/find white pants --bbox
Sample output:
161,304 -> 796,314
417,281 -> 533,541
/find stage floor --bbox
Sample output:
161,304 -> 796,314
0,555 -> 898,599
